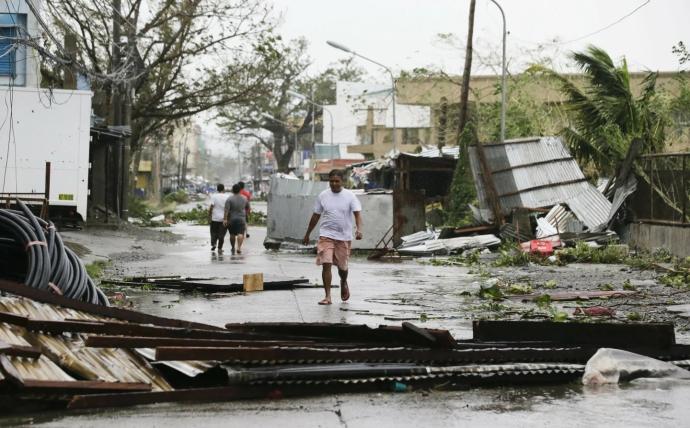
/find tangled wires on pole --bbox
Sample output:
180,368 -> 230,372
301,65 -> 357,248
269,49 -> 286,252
0,200 -> 109,306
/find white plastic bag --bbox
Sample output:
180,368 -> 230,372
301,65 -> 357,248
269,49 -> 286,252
582,348 -> 690,385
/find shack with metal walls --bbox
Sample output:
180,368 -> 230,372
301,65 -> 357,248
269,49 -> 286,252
265,175 -> 425,250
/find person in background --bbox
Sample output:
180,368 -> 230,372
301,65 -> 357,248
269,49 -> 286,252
238,181 -> 252,238
302,169 -> 363,305
224,184 -> 250,255
208,183 -> 229,253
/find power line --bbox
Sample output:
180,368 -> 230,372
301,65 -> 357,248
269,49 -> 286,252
511,0 -> 651,47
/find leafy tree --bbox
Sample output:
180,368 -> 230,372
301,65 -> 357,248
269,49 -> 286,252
217,40 -> 365,172
44,0 -> 279,174
446,121 -> 477,225
530,45 -> 667,176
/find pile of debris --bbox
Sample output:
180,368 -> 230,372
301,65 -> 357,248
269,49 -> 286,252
395,137 -> 633,257
0,201 -> 108,305
0,277 -> 688,412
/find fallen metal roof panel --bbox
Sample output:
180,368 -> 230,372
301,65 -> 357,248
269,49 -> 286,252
468,137 -> 612,231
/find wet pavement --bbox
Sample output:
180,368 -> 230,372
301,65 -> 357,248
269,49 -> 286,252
5,221 -> 689,427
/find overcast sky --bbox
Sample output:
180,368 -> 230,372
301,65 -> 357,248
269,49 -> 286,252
271,0 -> 688,79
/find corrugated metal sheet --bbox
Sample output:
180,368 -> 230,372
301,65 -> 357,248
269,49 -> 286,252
468,137 -> 612,231
136,348 -> 218,378
414,146 -> 460,159
0,296 -> 172,391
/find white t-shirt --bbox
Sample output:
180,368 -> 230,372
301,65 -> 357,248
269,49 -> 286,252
314,188 -> 362,241
210,192 -> 230,221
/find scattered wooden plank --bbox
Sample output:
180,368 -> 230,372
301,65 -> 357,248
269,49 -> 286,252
85,335 -> 319,349
0,340 -> 41,358
25,319 -> 269,340
473,320 -> 676,348
0,311 -> 29,327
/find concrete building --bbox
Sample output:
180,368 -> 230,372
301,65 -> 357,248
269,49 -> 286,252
0,0 -> 42,88
323,82 -> 432,159
327,72 -> 688,159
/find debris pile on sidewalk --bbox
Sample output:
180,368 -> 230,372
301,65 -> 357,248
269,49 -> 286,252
0,277 -> 688,412
0,201 -> 109,305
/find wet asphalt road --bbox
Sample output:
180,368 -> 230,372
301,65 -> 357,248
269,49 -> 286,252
7,220 -> 689,427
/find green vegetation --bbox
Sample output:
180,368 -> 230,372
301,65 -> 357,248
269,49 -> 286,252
171,204 -> 209,225
446,122 -> 478,226
531,45 -> 667,177
85,260 -> 110,280
163,190 -> 189,204
247,211 -> 267,226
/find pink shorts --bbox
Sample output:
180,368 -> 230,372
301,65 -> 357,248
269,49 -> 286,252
316,237 -> 351,271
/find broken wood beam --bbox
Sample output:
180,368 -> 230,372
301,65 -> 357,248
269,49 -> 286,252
473,320 -> 676,349
224,322 -> 457,348
153,345 -> 594,364
23,319 -> 268,340
0,341 -> 41,358
85,335 -> 320,349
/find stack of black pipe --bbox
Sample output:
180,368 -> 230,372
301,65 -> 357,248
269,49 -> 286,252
0,200 -> 108,305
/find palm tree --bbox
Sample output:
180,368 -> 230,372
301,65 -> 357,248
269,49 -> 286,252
533,45 -> 667,176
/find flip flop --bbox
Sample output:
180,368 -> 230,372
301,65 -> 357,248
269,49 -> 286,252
341,282 -> 350,302
318,298 -> 332,305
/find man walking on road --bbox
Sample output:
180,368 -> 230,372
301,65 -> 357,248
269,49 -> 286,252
224,184 -> 250,255
238,181 -> 252,238
208,183 -> 229,253
303,169 -> 363,305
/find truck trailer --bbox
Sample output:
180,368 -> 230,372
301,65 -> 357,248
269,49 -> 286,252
0,87 -> 92,224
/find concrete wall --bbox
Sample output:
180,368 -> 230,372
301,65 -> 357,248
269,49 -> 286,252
265,176 -> 399,250
629,223 -> 690,257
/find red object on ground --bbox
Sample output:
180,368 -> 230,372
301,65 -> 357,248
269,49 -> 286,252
574,306 -> 616,317
523,239 -> 554,256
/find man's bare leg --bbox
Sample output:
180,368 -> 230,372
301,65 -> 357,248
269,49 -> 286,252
338,269 -> 350,301
229,234 -> 236,254
319,263 -> 332,304
236,233 -> 245,254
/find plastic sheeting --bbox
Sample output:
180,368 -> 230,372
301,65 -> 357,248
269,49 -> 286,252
583,348 -> 690,385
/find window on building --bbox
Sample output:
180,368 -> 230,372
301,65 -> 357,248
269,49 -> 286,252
0,13 -> 27,83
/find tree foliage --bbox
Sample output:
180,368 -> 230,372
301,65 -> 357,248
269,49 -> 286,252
530,45 -> 667,176
44,0 -> 280,156
216,39 -> 365,172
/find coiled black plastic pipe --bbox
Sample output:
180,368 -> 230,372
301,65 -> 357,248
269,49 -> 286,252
0,200 -> 108,306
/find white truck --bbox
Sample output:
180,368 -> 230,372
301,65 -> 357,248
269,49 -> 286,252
0,87 -> 92,223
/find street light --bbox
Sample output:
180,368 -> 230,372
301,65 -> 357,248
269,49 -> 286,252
327,40 -> 398,154
286,90 -> 336,159
488,0 -> 507,143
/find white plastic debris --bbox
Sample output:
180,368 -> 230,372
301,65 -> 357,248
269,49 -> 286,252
150,214 -> 165,222
582,348 -> 690,385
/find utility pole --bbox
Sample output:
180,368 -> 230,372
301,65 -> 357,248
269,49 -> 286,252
111,0 -> 130,219
458,0 -> 476,136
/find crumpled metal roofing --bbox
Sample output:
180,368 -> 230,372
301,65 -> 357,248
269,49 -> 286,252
0,296 -> 172,391
468,137 -> 612,231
